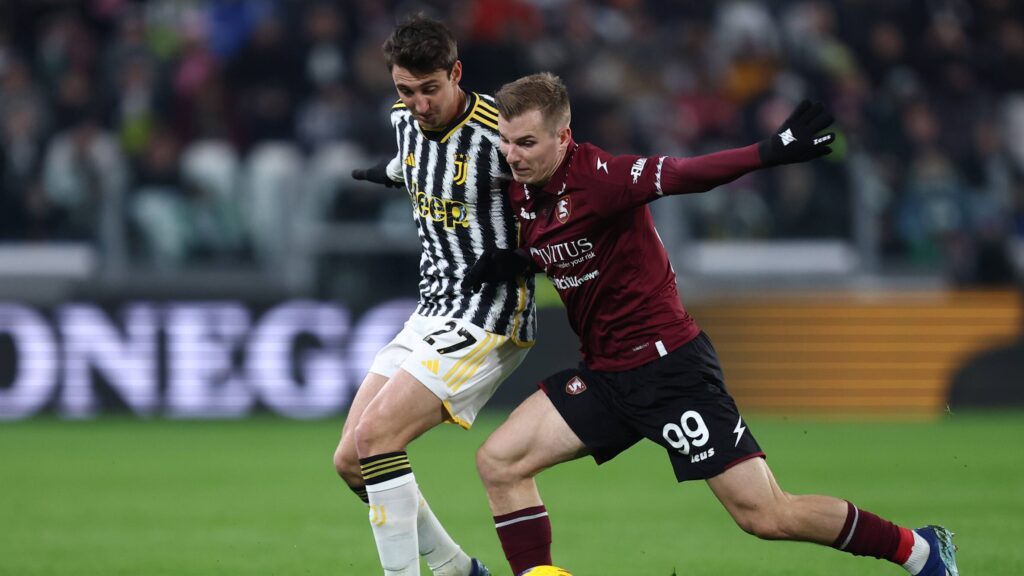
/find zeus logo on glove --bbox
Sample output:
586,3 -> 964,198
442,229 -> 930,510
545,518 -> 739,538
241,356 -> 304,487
778,128 -> 797,146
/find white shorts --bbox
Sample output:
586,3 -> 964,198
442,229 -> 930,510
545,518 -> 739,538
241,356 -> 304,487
368,313 -> 531,428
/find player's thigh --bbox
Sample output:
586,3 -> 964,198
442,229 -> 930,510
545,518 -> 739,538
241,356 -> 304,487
706,457 -> 787,524
481,389 -> 589,477
357,368 -> 446,450
337,372 -> 390,453
398,315 -> 528,429
336,319 -> 422,451
539,368 -> 642,466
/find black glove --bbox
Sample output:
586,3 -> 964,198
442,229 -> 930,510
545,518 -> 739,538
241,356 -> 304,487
462,248 -> 534,292
352,159 -> 403,188
758,100 -> 835,166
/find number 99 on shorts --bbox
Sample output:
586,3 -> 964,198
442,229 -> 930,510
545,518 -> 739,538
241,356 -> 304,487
662,410 -> 710,456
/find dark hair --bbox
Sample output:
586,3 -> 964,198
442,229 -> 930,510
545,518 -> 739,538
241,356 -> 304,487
383,14 -> 458,75
495,72 -> 571,133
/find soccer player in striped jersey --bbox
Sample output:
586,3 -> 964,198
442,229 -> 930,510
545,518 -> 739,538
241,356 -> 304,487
332,15 -> 534,576
469,73 -> 958,576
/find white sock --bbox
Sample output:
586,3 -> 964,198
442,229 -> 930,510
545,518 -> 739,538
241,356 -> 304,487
417,491 -> 472,576
902,531 -> 931,575
367,473 -> 421,576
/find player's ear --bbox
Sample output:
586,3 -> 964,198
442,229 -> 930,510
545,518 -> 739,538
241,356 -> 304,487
449,60 -> 462,85
558,126 -> 572,146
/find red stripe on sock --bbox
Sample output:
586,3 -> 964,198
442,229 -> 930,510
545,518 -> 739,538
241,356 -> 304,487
494,506 -> 552,575
893,527 -> 915,565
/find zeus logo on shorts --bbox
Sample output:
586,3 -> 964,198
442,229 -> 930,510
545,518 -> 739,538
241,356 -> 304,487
565,376 -> 587,395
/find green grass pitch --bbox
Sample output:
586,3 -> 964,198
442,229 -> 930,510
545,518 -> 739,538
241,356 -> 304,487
2,412 -> 1022,575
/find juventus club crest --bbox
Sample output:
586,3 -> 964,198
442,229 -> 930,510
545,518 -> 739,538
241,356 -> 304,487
453,154 -> 468,186
556,196 -> 571,224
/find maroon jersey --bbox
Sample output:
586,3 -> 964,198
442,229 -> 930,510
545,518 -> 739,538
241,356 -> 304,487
510,138 -> 761,371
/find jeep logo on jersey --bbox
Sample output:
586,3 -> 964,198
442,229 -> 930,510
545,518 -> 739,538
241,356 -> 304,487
452,154 -> 469,186
416,191 -> 470,229
556,197 -> 571,223
565,376 -> 587,395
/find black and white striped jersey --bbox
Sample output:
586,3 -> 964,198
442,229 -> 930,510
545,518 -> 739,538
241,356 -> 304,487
385,92 -> 536,345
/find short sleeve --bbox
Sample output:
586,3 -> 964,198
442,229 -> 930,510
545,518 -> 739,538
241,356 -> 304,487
386,154 -> 404,183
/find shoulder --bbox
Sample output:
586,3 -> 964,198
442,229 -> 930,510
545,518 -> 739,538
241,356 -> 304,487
390,99 -> 412,123
468,92 -> 501,136
574,142 -> 648,183
570,142 -> 617,182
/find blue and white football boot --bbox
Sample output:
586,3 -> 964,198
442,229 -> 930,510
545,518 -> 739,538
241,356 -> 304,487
914,525 -> 959,576
468,558 -> 491,576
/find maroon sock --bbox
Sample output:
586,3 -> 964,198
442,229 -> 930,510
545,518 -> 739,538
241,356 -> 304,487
832,501 -> 915,565
494,505 -> 552,575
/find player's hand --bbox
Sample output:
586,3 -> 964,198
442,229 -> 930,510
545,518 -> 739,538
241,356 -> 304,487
462,248 -> 534,292
352,159 -> 403,188
758,100 -> 835,166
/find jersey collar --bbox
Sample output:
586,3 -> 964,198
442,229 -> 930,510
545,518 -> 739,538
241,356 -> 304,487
419,91 -> 478,143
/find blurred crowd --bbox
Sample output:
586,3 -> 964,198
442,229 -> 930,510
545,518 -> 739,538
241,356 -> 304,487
0,0 -> 1022,284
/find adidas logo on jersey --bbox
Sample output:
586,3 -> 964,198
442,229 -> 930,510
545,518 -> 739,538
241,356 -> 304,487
405,153 -> 416,166
421,359 -> 440,375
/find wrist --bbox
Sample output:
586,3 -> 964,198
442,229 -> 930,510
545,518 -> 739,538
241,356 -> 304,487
757,139 -> 776,167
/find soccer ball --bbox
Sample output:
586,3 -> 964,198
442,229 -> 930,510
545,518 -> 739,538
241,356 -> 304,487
518,567 -> 573,576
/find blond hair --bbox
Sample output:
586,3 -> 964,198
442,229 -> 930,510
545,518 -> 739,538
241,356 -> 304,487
494,72 -> 571,133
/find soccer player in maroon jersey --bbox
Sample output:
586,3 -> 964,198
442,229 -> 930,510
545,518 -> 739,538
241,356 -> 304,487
464,73 -> 959,576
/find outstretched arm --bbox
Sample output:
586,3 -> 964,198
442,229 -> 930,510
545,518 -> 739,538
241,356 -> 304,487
352,156 -> 404,189
659,99 -> 835,196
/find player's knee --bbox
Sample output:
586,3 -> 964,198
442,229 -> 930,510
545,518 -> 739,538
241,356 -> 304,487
733,506 -> 790,541
475,442 -> 503,485
476,440 -> 521,488
353,417 -> 385,458
333,443 -> 361,485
